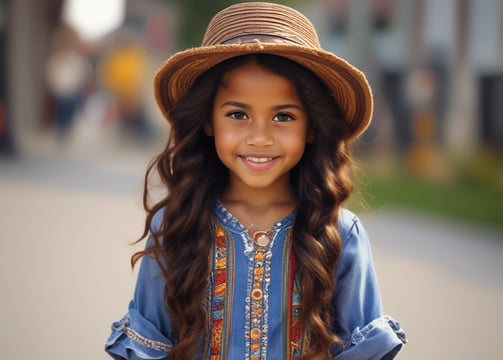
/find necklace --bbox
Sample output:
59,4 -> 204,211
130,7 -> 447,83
248,223 -> 274,247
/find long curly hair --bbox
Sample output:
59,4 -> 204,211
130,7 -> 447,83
133,54 -> 355,360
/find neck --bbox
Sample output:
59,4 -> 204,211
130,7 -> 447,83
220,185 -> 296,231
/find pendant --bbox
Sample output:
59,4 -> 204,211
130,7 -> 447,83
252,230 -> 271,247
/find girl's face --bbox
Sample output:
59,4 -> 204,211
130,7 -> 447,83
207,60 -> 309,195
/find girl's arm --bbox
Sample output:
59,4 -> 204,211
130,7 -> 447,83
105,211 -> 174,360
331,209 -> 407,360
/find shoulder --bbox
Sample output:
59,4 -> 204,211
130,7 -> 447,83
337,208 -> 367,246
336,208 -> 374,273
140,208 -> 165,250
150,208 -> 165,233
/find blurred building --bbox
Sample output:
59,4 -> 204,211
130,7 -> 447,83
0,0 -> 173,156
305,0 -> 503,154
1,0 -> 502,156
1,0 -> 62,155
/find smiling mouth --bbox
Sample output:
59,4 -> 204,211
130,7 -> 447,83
244,156 -> 274,163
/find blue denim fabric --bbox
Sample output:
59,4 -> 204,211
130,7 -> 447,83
105,206 -> 407,359
105,304 -> 172,360
334,316 -> 406,360
329,210 -> 407,359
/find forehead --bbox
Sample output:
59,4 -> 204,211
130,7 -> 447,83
217,60 -> 301,102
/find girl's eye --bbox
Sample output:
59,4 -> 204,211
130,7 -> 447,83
273,113 -> 294,122
227,111 -> 248,120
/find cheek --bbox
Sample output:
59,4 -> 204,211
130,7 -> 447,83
213,127 -> 241,158
284,128 -> 308,151
276,134 -> 306,165
292,141 -> 307,161
214,128 -> 238,146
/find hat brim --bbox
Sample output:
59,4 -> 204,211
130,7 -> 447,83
154,42 -> 373,140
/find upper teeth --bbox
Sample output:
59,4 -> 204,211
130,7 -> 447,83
246,156 -> 272,163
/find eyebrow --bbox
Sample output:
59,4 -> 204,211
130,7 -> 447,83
220,101 -> 304,112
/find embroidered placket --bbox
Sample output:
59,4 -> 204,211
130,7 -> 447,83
210,221 -> 305,360
246,237 -> 271,360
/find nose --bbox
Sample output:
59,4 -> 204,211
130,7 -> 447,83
246,120 -> 273,146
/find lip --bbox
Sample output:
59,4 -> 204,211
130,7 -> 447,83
239,154 -> 279,171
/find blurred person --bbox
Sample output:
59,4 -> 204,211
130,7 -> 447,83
405,66 -> 442,178
0,101 -> 5,136
0,99 -> 15,155
104,2 -> 407,359
45,26 -> 93,139
98,28 -> 153,144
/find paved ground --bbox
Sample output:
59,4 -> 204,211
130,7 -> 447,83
361,209 -> 503,359
1,138 -> 502,359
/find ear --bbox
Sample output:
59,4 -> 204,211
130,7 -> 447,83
203,119 -> 214,136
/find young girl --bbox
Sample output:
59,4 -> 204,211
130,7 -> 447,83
105,2 -> 407,359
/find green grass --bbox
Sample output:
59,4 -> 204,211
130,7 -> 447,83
356,174 -> 503,230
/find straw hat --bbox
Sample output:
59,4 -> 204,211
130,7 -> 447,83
154,2 -> 373,139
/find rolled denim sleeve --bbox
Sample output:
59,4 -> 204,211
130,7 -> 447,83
335,315 -> 407,360
331,210 -> 407,359
105,303 -> 172,360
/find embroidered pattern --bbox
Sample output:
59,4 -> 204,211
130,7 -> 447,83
210,224 -> 231,360
247,240 -> 270,359
282,230 -> 304,360
114,317 -> 172,352
211,205 -> 305,360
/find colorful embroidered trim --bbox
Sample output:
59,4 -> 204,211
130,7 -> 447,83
209,223 -> 232,360
282,230 -> 304,360
210,221 -> 305,359
247,238 -> 270,360
114,316 -> 172,352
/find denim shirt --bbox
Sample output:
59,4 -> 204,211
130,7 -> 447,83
105,204 -> 406,359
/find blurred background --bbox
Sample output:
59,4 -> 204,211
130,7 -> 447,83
0,0 -> 502,359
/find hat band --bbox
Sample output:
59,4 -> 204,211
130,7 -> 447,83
221,34 -> 301,46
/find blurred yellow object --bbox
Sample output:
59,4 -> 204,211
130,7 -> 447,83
99,43 -> 147,106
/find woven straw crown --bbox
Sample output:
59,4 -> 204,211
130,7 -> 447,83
154,2 -> 373,139
201,2 -> 320,48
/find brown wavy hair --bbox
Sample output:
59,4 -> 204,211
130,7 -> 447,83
133,54 -> 355,360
